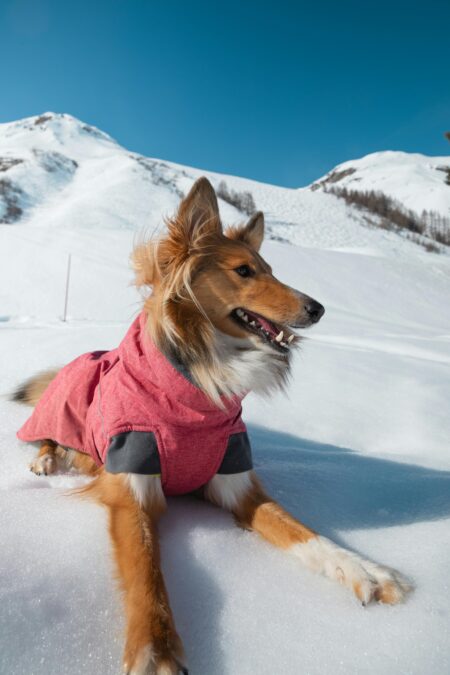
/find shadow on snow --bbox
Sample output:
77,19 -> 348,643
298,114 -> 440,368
248,424 -> 450,536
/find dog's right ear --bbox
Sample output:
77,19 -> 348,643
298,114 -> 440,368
226,211 -> 265,252
175,177 -> 222,242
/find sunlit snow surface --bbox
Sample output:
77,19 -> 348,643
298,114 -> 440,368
1,114 -> 450,675
311,150 -> 450,218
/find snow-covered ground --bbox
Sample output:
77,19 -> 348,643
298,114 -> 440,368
1,113 -> 450,675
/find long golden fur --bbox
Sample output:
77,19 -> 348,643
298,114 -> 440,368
132,178 -> 311,403
15,178 -> 410,675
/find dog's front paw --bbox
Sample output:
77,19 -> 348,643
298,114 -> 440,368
292,536 -> 412,606
329,550 -> 412,606
124,643 -> 188,675
29,453 -> 57,476
352,560 -> 412,606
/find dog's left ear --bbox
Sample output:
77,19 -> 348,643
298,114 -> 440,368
226,211 -> 265,252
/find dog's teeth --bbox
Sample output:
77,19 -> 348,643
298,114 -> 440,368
280,342 -> 287,347
250,321 -> 256,326
243,314 -> 249,322
236,309 -> 244,317
288,335 -> 295,344
275,331 -> 284,342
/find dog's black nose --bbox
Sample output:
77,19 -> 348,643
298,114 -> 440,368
306,300 -> 325,323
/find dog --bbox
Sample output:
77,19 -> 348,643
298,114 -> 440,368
13,177 -> 411,675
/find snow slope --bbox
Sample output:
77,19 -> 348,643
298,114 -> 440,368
2,112 -> 449,255
309,150 -> 450,218
1,113 -> 450,675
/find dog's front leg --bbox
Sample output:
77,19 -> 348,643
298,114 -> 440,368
98,473 -> 187,675
205,470 -> 411,606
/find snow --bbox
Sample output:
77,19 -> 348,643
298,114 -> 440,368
1,113 -> 450,674
310,150 -> 450,218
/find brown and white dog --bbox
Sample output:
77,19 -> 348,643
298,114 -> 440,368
14,178 -> 410,675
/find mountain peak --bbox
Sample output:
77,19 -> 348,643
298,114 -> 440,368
0,112 -> 448,254
0,112 -> 117,148
309,149 -> 450,218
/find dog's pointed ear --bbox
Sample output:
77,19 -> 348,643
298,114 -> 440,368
243,211 -> 265,251
226,211 -> 265,251
177,177 -> 222,240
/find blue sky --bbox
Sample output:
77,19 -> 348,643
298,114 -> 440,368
1,0 -> 449,187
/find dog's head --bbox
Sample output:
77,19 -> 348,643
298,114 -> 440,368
133,177 -> 324,399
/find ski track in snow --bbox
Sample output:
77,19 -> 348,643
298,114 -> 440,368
1,113 -> 450,675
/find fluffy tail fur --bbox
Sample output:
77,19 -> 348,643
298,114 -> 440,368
11,369 -> 59,407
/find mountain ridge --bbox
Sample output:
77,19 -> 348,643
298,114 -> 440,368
1,112 -> 449,255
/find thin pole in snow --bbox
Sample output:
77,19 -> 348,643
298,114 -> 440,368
62,253 -> 72,322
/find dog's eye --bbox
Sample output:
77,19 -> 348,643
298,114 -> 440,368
235,265 -> 253,278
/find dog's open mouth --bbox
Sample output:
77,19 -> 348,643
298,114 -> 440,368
230,308 -> 296,353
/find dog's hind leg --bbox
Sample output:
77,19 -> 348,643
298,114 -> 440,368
29,441 -> 99,476
206,470 -> 412,607
88,472 -> 187,675
29,439 -> 60,476
64,448 -> 99,475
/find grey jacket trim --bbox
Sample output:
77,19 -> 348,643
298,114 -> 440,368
217,431 -> 253,474
105,429 -> 252,477
105,431 -> 161,475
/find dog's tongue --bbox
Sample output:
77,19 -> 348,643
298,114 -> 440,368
249,311 -> 279,337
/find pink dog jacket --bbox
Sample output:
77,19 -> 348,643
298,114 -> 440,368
17,313 -> 252,495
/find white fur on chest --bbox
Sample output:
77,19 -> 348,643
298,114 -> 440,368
214,333 -> 290,397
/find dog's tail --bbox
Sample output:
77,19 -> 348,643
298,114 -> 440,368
11,369 -> 60,407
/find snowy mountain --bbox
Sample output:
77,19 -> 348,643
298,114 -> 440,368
1,112 -> 449,251
1,113 -> 450,675
309,150 -> 450,218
